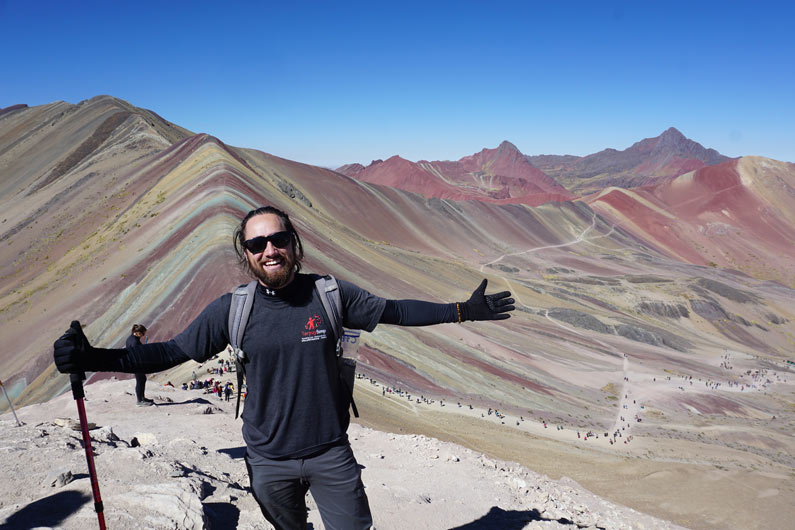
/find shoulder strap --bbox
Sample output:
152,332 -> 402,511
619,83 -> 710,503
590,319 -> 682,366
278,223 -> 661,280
229,281 -> 257,352
229,281 -> 256,419
315,275 -> 359,417
315,275 -> 343,356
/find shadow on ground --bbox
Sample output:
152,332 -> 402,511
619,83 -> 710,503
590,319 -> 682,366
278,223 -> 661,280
218,446 -> 246,459
0,490 -> 90,530
204,502 -> 240,528
152,397 -> 215,407
449,506 -> 575,529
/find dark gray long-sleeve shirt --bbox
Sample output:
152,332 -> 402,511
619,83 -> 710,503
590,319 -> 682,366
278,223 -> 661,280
115,273 -> 457,459
173,274 -> 386,458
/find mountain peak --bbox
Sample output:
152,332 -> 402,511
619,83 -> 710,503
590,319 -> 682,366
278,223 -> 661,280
661,126 -> 684,137
659,127 -> 686,142
497,140 -> 520,152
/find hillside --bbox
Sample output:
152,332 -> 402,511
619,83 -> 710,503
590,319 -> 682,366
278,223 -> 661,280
339,128 -> 732,199
337,140 -> 573,205
586,157 -> 795,287
1,96 -> 794,529
529,127 -> 732,193
0,378 -> 686,530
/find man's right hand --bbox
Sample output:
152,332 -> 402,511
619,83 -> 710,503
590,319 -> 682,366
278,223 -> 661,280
53,321 -> 92,374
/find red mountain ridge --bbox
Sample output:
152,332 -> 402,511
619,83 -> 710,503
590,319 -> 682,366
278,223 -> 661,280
338,141 -> 573,206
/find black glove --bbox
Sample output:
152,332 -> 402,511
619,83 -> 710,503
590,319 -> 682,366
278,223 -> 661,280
460,279 -> 515,321
53,321 -> 93,374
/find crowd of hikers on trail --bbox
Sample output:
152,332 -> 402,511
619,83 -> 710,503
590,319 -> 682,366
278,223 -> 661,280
182,378 -> 236,400
153,337 -> 788,460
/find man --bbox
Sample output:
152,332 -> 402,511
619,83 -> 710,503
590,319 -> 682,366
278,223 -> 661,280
54,205 -> 515,530
125,324 -> 154,406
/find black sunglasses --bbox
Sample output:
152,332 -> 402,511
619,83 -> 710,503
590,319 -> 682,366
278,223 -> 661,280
243,231 -> 292,253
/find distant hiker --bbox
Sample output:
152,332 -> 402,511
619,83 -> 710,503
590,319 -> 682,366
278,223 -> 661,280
54,204 -> 515,530
125,324 -> 153,407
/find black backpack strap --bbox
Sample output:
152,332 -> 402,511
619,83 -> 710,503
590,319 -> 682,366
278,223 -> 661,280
229,281 -> 257,419
314,275 -> 359,417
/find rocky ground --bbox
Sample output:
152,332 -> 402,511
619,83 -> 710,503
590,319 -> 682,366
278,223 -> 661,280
0,378 -> 684,530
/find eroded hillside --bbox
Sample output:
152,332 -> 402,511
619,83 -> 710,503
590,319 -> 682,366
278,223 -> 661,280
1,96 -> 794,529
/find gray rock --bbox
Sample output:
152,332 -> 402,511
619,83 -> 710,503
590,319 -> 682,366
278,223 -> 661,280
491,264 -> 520,273
547,308 -> 612,334
92,425 -> 120,443
116,481 -> 209,530
728,313 -> 753,327
546,267 -> 575,274
131,432 -> 158,446
694,278 -> 759,303
53,417 -> 97,431
636,301 -> 689,319
552,277 -> 606,285
275,173 -> 312,207
767,312 -> 787,325
625,275 -> 673,283
690,299 -> 728,320
614,324 -> 688,352
47,469 -> 73,487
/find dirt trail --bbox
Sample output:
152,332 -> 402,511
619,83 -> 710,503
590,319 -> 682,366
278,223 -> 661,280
480,213 -> 597,273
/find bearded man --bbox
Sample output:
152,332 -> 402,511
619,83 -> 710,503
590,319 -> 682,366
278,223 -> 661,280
54,205 -> 515,530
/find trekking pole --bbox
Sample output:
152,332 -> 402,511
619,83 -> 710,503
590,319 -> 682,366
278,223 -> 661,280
0,380 -> 23,427
70,372 -> 107,530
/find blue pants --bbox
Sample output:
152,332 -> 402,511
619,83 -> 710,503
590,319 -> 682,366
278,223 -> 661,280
245,443 -> 372,530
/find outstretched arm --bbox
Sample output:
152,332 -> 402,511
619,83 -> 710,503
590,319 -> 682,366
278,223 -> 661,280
380,279 -> 515,326
54,294 -> 232,375
54,321 -> 190,374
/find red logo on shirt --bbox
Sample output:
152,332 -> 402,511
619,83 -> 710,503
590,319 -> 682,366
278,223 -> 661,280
305,315 -> 322,330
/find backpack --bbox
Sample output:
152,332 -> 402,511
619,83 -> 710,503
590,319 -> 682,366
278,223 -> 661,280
228,275 -> 359,420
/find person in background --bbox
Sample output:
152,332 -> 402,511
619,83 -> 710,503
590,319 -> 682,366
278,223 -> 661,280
126,324 -> 154,407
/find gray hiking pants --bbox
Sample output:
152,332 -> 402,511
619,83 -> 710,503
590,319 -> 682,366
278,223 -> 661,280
245,443 -> 372,530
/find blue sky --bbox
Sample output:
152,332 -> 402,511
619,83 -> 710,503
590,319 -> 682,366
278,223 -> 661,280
1,0 -> 793,167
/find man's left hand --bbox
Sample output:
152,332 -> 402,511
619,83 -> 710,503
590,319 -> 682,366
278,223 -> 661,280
461,279 -> 515,321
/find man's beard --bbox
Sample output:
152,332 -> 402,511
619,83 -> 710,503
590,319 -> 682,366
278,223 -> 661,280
248,254 -> 296,289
